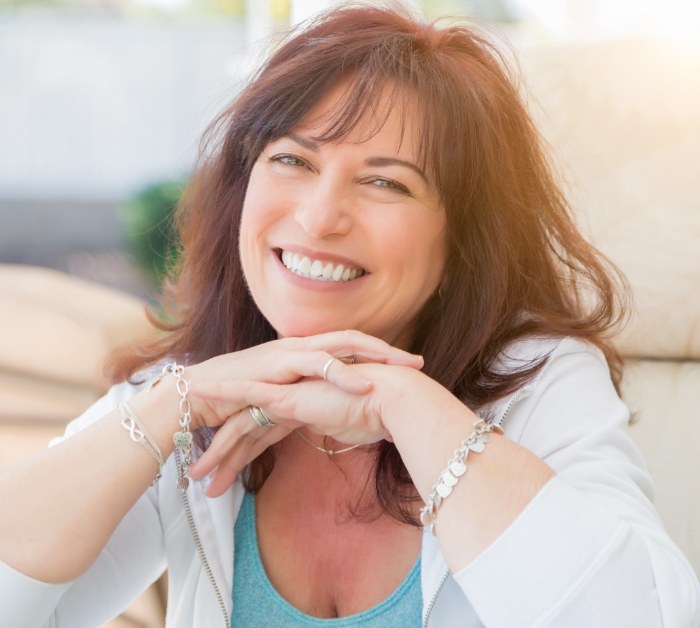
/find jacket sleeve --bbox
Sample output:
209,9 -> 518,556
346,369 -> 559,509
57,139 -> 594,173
0,383 -> 167,628
453,338 -> 700,627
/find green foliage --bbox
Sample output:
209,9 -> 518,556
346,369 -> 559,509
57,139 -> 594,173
122,179 -> 185,286
211,0 -> 245,17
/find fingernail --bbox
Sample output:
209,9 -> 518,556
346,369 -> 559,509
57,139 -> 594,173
401,354 -> 423,364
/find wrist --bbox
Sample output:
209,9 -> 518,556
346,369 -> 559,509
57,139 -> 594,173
367,364 -> 414,432
378,366 -> 455,436
128,373 -> 183,457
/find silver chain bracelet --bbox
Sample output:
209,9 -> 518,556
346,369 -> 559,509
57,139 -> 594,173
149,362 -> 193,492
419,418 -> 502,534
118,401 -> 165,485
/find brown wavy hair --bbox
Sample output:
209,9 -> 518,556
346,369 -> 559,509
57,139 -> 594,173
108,3 -> 627,525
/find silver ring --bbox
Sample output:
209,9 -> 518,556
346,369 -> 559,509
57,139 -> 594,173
249,406 -> 275,427
322,357 -> 338,381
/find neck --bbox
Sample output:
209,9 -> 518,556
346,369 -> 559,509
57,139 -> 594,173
295,428 -> 366,456
266,433 -> 378,514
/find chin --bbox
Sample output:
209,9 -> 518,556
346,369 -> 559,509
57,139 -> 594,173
268,314 -> 348,339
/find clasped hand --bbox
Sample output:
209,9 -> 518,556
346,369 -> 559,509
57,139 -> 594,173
183,331 -> 424,497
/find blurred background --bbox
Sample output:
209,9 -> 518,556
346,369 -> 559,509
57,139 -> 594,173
1,0 -> 698,297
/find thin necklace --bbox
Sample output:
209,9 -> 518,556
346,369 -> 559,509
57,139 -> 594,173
295,430 -> 363,456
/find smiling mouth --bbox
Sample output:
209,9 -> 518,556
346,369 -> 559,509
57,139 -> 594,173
278,249 -> 366,282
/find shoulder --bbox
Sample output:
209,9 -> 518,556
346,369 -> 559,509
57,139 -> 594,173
495,335 -> 607,377
487,336 -> 626,447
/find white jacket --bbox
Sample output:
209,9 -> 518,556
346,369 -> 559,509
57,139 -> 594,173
1,337 -> 699,627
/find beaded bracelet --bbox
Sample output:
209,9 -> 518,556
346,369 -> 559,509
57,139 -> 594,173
118,401 -> 165,485
419,418 -> 502,534
148,362 -> 193,492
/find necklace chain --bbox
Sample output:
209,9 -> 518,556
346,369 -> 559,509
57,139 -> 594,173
295,430 -> 362,456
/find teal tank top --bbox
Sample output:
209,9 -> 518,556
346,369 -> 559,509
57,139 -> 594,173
231,491 -> 423,626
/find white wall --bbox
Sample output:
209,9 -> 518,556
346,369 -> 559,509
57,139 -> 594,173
2,1 -> 696,202
0,12 -> 249,200
511,0 -> 700,44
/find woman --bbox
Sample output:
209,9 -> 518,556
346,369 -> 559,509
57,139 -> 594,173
1,4 -> 698,627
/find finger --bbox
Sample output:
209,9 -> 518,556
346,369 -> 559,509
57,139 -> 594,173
273,350 -> 373,393
188,380 -> 361,439
319,355 -> 370,392
189,410 -> 250,479
191,402 -> 293,479
205,426 -> 289,497
190,351 -> 374,398
187,381 -> 304,427
282,331 -> 424,367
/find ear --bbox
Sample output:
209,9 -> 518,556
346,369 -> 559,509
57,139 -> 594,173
438,273 -> 449,301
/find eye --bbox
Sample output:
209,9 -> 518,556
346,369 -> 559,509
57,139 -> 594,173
269,153 -> 309,168
366,177 -> 410,195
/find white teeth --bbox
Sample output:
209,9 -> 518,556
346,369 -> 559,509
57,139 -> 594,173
279,250 -> 364,282
298,256 -> 311,275
310,260 -> 324,277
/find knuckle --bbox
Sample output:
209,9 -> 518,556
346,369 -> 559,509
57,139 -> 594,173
341,329 -> 358,344
280,335 -> 302,349
277,336 -> 293,348
278,388 -> 300,418
316,350 -> 333,364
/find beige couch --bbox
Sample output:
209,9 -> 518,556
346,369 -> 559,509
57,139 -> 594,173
0,38 -> 698,626
0,265 -> 164,627
522,39 -> 700,576
0,265 -> 154,462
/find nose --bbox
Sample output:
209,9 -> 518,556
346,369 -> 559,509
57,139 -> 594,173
294,177 -> 352,239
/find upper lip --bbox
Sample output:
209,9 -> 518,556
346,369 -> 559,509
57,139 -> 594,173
274,245 -> 368,272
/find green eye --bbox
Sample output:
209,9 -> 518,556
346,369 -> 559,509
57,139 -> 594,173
271,154 -> 307,167
369,177 -> 410,195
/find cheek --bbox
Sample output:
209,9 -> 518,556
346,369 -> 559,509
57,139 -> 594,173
239,175 -> 280,251
388,219 -> 446,283
423,215 -> 448,278
238,193 -> 270,280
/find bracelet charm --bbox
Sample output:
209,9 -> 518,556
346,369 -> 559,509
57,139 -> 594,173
150,361 -> 193,492
118,401 -> 164,485
173,431 -> 193,450
419,418 -> 501,534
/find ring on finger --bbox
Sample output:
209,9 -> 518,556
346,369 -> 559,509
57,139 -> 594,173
322,357 -> 338,381
249,405 -> 275,427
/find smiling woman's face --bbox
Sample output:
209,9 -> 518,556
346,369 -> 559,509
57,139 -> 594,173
238,82 -> 447,347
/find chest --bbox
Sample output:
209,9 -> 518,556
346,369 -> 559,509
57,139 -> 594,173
250,461 -> 422,618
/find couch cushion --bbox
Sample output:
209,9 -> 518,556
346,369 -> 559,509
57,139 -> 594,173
622,358 -> 700,575
522,40 -> 700,359
0,264 -> 153,423
0,264 -> 151,385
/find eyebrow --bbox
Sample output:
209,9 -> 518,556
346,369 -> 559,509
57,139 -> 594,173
365,157 -> 428,184
285,133 -> 428,185
287,133 -> 319,152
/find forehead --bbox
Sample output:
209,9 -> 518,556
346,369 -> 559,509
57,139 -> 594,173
294,78 -> 424,158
